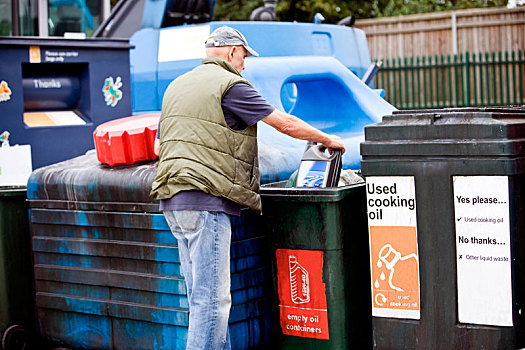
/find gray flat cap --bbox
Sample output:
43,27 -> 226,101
205,26 -> 259,57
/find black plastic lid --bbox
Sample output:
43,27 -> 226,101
362,106 -> 525,157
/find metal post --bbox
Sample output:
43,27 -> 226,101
101,0 -> 111,22
417,56 -> 421,109
385,59 -> 388,102
37,0 -> 49,36
423,56 -> 428,109
434,55 -> 440,107
11,0 -> 20,36
411,57 -> 415,109
497,51 -> 504,106
492,52 -> 497,105
440,55 -> 446,108
479,52 -> 484,106
505,51 -> 510,105
392,59 -> 398,108
518,50 -> 523,104
472,53 -> 478,107
429,56 -> 434,108
512,51 -> 518,105
485,52 -> 491,105
454,54 -> 459,107
398,58 -> 403,108
404,57 -> 409,109
465,52 -> 470,107
447,55 -> 452,107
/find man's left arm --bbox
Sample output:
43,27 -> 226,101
154,138 -> 160,156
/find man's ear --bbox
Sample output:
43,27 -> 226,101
228,46 -> 235,59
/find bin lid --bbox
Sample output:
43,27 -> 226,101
361,106 -> 525,157
0,37 -> 132,49
27,152 -> 158,210
93,114 -> 159,167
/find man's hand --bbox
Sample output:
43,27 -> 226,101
323,134 -> 345,154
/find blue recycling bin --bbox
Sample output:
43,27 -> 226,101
27,153 -> 274,349
0,37 -> 132,169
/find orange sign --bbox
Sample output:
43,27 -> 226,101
276,249 -> 329,339
29,46 -> 41,63
370,226 -> 420,318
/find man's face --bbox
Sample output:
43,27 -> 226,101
229,46 -> 248,73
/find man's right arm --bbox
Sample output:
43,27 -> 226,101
262,109 -> 346,153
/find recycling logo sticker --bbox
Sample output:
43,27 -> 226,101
0,80 -> 12,103
102,76 -> 123,107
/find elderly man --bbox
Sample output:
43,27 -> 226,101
151,26 -> 344,349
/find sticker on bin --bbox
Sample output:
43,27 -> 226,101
454,176 -> 512,327
367,176 -> 421,320
276,249 -> 329,339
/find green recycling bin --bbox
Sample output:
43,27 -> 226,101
0,187 -> 34,350
260,181 -> 371,349
361,106 -> 525,349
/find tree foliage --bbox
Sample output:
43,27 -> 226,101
213,0 -> 509,23
213,0 -> 261,21
372,0 -> 508,18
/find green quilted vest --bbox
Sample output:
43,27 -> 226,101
150,57 -> 261,213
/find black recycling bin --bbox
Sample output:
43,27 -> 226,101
361,106 -> 525,349
0,187 -> 35,350
260,181 -> 371,349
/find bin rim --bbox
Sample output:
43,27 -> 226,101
392,106 -> 525,115
0,186 -> 27,197
260,181 -> 364,202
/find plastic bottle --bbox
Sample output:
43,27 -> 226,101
295,141 -> 342,187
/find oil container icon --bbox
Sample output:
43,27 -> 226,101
289,255 -> 310,304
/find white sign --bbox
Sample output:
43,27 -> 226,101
367,176 -> 420,320
158,25 -> 209,62
0,145 -> 32,187
454,176 -> 512,327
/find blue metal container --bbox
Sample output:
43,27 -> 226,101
27,154 -> 274,349
131,21 -> 373,113
129,22 -> 396,181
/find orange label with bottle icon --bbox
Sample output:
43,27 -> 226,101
367,176 -> 420,319
276,249 -> 329,339
369,226 -> 420,318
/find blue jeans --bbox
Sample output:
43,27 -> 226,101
164,210 -> 232,350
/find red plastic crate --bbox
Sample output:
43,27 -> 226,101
93,114 -> 160,166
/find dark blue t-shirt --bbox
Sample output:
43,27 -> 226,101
157,82 -> 275,216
